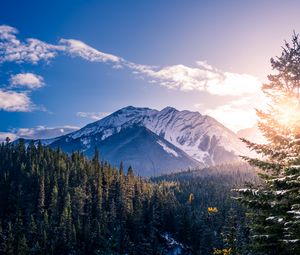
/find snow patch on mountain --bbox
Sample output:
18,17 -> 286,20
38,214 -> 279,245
157,140 -> 179,157
33,106 -> 251,168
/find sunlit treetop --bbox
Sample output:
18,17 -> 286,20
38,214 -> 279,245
274,97 -> 300,128
208,207 -> 218,213
261,32 -> 300,133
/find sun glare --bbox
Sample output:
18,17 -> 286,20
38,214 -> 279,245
276,97 -> 300,128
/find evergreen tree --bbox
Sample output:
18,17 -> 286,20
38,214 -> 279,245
0,139 -> 254,254
5,222 -> 14,255
237,33 -> 300,254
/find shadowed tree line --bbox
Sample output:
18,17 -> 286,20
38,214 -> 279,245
0,140 -> 257,255
0,140 -> 181,254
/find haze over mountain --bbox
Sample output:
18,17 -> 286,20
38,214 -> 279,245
18,106 -> 250,176
237,125 -> 267,144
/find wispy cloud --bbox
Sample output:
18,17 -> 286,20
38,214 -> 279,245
0,24 -> 263,129
10,73 -> 44,89
0,25 -> 119,65
14,125 -> 79,139
0,132 -> 18,142
0,24 -> 261,97
76,111 -> 110,121
0,125 -> 79,142
0,25 -> 63,64
60,39 -> 121,64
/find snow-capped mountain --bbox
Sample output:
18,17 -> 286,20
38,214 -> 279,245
24,106 -> 249,175
50,125 -> 199,176
63,106 -> 248,164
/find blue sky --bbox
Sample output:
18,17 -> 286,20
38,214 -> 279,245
1,0 -> 300,140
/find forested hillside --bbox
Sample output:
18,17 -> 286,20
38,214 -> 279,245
0,140 -> 258,254
0,140 -> 178,254
153,163 -> 260,254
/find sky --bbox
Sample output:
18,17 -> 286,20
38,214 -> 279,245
1,0 -> 300,140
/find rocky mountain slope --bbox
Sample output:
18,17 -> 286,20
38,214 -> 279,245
50,125 -> 200,176
19,106 -> 250,176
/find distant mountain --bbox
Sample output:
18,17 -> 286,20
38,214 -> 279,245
19,106 -> 250,176
50,125 -> 199,176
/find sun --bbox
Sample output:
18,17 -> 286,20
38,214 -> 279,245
275,96 -> 300,128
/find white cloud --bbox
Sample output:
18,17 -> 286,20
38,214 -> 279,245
128,62 -> 262,96
0,25 -> 121,66
5,125 -> 79,141
0,25 -> 64,64
0,132 -> 18,143
1,24 -> 262,97
0,90 -> 32,111
0,25 -> 18,41
1,24 -> 265,129
76,111 -> 110,120
205,104 -> 257,132
10,73 -> 44,89
201,94 -> 266,132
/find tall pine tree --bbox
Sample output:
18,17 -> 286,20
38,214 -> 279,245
237,33 -> 300,254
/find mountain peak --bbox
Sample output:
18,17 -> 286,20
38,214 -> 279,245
121,105 -> 136,110
117,105 -> 155,114
36,105 -> 249,175
120,105 -> 152,111
160,106 -> 178,113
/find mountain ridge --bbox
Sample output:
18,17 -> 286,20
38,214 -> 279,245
16,106 -> 250,176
